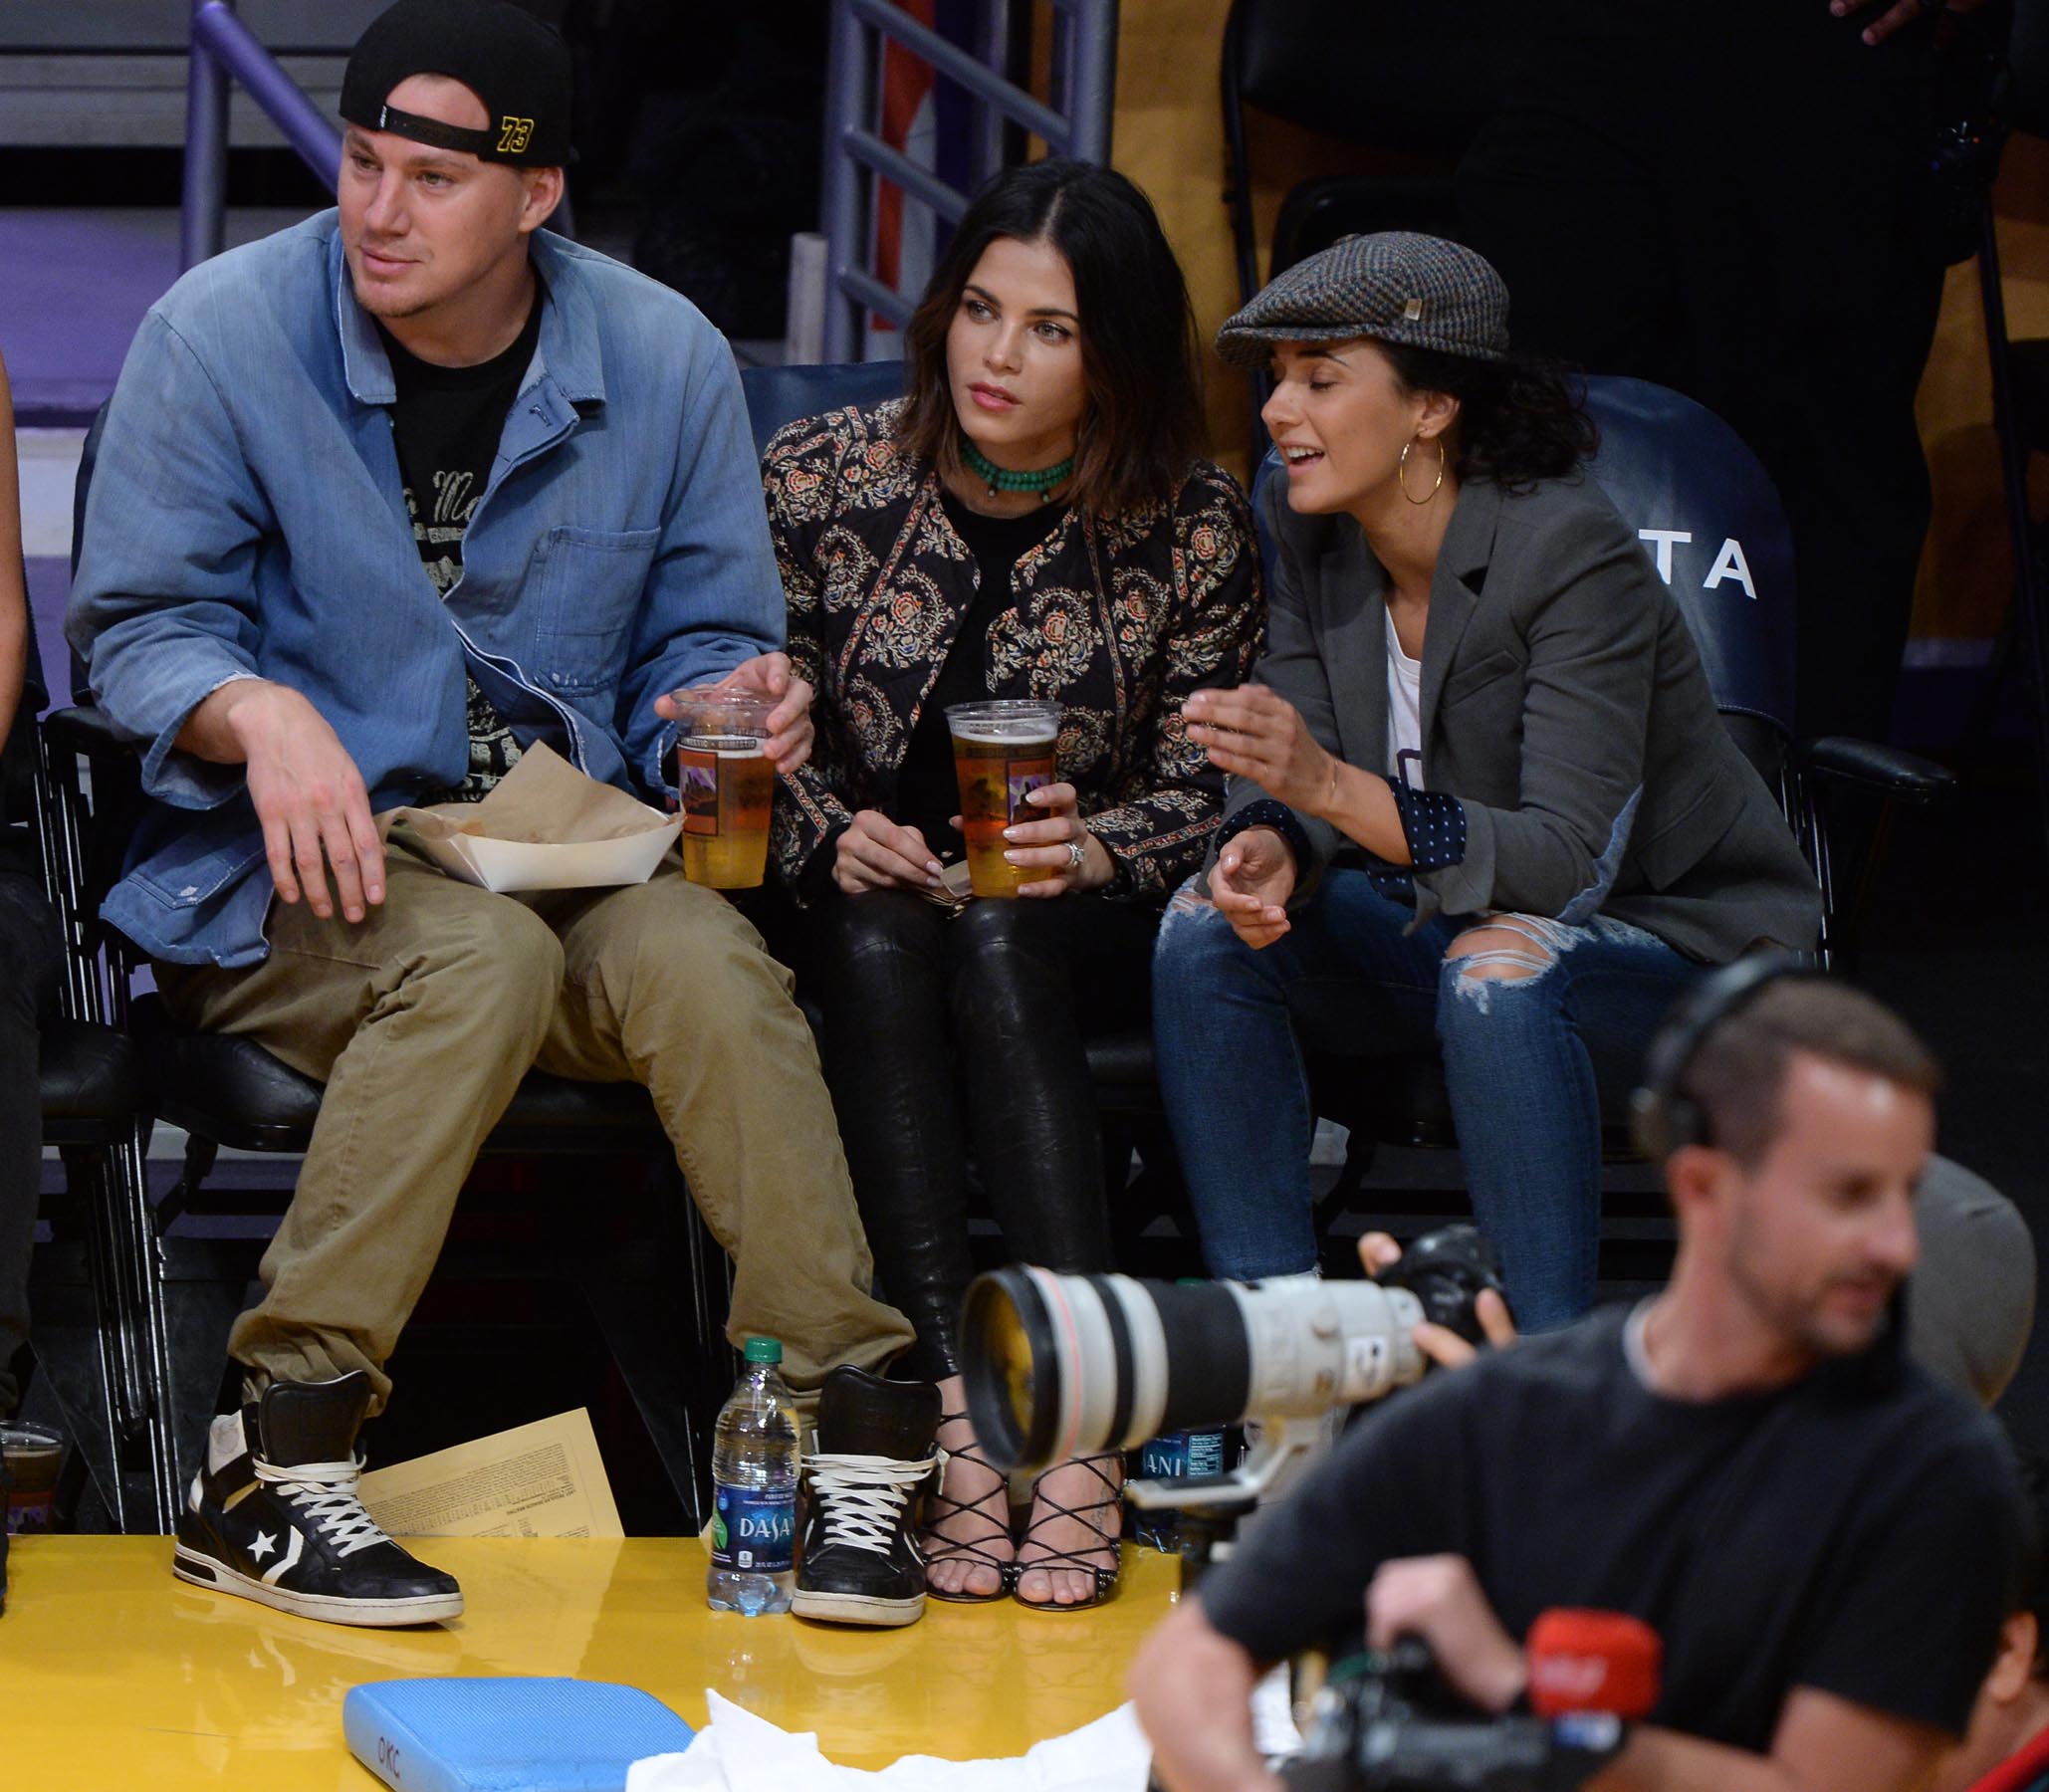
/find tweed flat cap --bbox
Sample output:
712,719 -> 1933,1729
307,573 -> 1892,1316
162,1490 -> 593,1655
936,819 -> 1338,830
1216,232 -> 1510,367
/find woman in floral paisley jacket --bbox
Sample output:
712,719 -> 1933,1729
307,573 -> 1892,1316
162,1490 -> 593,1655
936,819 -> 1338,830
761,161 -> 1260,1612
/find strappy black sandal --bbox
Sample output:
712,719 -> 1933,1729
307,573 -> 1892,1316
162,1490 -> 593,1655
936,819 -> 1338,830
921,1412 -> 1016,1605
1012,1451 -> 1122,1612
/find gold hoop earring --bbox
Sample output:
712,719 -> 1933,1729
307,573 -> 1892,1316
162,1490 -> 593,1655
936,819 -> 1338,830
1398,437 -> 1446,507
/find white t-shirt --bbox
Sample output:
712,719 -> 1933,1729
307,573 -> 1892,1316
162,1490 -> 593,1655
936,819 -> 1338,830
1386,618 -> 1424,790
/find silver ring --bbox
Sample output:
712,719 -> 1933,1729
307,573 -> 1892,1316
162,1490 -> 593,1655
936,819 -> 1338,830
1065,838 -> 1087,872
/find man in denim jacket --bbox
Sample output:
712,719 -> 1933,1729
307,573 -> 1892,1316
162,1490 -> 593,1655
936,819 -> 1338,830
67,0 -> 913,1627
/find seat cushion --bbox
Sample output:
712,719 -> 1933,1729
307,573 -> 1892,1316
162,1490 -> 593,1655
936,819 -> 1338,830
39,1014 -> 146,1123
132,992 -> 663,1151
496,1071 -> 660,1137
1084,1028 -> 1159,1093
1083,1030 -> 1463,1146
134,992 -> 323,1146
1307,1048 -> 1459,1149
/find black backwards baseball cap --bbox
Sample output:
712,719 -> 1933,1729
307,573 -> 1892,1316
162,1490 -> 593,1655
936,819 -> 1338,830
341,0 -> 573,167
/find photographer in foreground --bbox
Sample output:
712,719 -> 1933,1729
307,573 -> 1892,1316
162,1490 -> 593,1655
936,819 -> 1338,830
1130,966 -> 2025,1792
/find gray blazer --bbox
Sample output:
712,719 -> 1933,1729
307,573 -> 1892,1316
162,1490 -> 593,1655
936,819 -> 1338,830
1225,472 -> 1821,964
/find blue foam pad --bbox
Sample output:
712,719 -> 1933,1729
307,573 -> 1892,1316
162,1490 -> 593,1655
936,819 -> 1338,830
342,1677 -> 696,1792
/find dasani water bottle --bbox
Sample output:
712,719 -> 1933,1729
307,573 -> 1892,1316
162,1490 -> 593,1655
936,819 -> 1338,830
1134,1281 -> 1230,1552
706,1336 -> 799,1616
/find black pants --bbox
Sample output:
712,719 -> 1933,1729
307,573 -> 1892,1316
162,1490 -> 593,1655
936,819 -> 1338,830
0,861 -> 58,1418
811,890 -> 1158,1381
1457,7 -> 1963,742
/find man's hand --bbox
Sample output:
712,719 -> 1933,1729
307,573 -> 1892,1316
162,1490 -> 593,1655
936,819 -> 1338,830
1831,0 -> 1987,47
1002,783 -> 1117,897
1185,685 -> 1337,816
1358,1232 -> 1518,1369
833,809 -> 943,895
179,680 -> 385,923
1366,1555 -> 1527,1714
1211,825 -> 1296,948
1129,1599 -> 1282,1792
656,651 -> 815,772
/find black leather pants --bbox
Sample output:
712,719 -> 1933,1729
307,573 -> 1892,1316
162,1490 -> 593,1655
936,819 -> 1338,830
0,864 -> 59,1417
814,889 -> 1157,1381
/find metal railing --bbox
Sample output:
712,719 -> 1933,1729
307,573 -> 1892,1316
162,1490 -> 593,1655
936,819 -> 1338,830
180,0 -> 343,271
818,0 -> 1120,360
178,0 -> 575,273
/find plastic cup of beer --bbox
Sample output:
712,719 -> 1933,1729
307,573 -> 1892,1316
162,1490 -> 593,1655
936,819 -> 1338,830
1,1422 -> 65,1535
946,700 -> 1063,899
670,689 -> 776,890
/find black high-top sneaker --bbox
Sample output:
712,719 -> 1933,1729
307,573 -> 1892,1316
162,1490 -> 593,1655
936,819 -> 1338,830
791,1367 -> 941,1627
172,1372 -> 463,1627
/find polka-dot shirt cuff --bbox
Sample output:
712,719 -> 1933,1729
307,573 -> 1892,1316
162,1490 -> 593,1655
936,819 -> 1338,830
1216,798 -> 1311,873
1389,785 -> 1467,872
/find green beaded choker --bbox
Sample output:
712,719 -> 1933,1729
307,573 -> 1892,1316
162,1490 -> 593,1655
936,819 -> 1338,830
961,438 -> 1075,500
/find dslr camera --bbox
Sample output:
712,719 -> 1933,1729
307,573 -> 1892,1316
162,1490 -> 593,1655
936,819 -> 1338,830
1282,1639 -> 1636,1792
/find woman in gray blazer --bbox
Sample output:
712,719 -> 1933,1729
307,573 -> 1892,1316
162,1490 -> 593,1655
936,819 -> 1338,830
1153,233 -> 1821,1327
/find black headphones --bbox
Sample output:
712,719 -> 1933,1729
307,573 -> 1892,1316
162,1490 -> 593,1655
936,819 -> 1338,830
1629,953 -> 1819,1162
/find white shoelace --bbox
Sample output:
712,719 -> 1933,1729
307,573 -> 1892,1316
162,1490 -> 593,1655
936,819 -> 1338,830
253,1455 -> 393,1558
803,1452 -> 940,1557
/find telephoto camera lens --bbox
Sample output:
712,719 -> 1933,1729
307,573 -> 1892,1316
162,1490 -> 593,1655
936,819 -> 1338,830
963,1267 -> 1426,1474
961,1227 -> 1506,1476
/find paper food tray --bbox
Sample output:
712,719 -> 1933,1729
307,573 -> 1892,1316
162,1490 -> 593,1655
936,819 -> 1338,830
412,819 -> 681,894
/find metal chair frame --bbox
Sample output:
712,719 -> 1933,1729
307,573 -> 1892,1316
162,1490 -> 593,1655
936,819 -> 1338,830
178,0 -> 573,273
26,717 -> 178,1532
816,0 -> 1119,359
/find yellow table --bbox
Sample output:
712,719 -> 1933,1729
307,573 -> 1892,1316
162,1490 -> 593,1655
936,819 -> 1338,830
5,1537 -> 1178,1787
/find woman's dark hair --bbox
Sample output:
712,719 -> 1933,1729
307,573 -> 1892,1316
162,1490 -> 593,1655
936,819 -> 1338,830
897,159 -> 1205,516
1376,341 -> 1598,493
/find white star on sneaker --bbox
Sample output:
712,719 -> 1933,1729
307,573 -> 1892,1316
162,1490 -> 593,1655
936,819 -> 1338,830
249,1531 -> 277,1562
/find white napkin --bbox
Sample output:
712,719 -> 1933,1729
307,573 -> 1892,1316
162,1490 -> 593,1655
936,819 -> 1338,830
626,1688 -> 1152,1792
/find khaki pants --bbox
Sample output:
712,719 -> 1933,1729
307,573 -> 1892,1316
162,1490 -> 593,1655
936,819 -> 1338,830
156,839 -> 912,1409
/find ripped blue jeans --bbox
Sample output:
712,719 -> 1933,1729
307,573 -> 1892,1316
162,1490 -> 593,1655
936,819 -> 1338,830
1151,866 -> 1701,1328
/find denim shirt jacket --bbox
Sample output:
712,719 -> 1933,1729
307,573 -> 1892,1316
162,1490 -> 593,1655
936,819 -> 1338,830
67,211 -> 783,968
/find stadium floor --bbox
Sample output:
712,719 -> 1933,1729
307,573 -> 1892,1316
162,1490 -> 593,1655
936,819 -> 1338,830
8,1535 -> 1172,1782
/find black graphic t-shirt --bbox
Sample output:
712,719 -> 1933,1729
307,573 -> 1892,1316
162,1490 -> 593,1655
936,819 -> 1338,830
382,290 -> 544,803
1201,1305 -> 2026,1752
